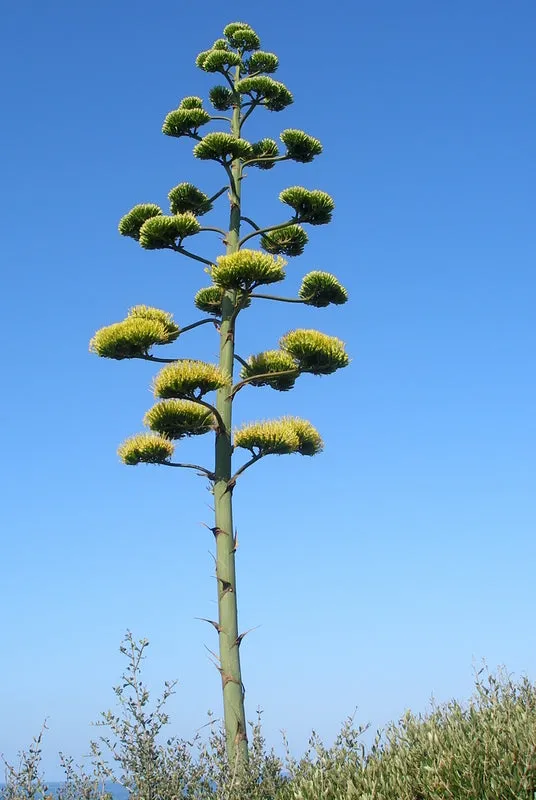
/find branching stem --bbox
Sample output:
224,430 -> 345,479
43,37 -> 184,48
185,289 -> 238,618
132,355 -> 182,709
172,245 -> 214,267
209,186 -> 230,204
191,397 -> 226,435
242,155 -> 290,168
161,461 -> 216,479
238,218 -> 296,248
180,318 -> 221,334
231,451 -> 264,482
239,100 -> 260,131
199,226 -> 228,236
250,293 -> 305,304
229,368 -> 300,399
239,216 -> 260,231
138,354 -> 181,364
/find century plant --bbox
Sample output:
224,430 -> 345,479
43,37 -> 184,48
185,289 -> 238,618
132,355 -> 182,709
90,21 -> 349,764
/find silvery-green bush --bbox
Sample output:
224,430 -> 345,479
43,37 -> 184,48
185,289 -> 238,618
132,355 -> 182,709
4,637 -> 536,799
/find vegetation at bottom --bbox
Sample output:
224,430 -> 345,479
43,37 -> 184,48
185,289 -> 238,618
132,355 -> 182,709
2,633 -> 536,800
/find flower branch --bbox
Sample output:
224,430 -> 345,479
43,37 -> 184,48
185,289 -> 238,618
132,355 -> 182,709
230,451 -> 264,483
238,219 -> 295,248
190,396 -> 226,435
249,293 -> 305,304
208,186 -> 230,205
229,368 -> 300,400
171,244 -> 214,267
161,461 -> 216,480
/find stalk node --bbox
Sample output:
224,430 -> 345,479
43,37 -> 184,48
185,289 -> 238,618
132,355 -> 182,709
220,670 -> 241,688
234,721 -> 248,744
209,525 -> 228,537
218,578 -> 234,595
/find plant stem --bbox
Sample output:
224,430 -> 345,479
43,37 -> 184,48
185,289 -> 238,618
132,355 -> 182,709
250,293 -> 305,304
179,318 -> 220,335
171,244 -> 214,266
213,63 -> 248,765
233,353 -> 249,368
238,218 -> 295,248
208,186 -> 229,205
163,462 -> 215,479
230,368 -> 300,399
231,451 -> 264,482
191,397 -> 225,434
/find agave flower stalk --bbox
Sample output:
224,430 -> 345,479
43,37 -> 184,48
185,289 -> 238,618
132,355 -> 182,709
90,21 -> 350,765
211,62 -> 248,760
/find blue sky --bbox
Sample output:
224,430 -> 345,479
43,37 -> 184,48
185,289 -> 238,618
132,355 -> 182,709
1,0 -> 535,779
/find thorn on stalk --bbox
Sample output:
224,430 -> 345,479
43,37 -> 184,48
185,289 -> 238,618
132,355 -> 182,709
198,471 -> 216,480
218,578 -> 234,595
196,617 -> 222,633
234,626 -> 260,648
232,529 -> 238,552
204,644 -> 221,667
202,523 -> 228,538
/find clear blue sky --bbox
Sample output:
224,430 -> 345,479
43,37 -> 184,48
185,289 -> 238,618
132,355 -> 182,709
1,0 -> 535,780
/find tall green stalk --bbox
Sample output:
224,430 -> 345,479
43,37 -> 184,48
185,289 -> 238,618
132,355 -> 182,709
212,65 -> 247,762
90,20 -> 350,767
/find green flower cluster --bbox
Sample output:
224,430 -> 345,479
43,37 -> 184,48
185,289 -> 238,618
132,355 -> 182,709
299,271 -> 348,306
234,417 -> 322,456
138,214 -> 201,249
162,107 -> 211,138
280,186 -> 335,225
249,138 -> 280,169
236,76 -> 293,111
118,433 -> 174,465
118,204 -> 163,240
194,133 -> 253,162
144,399 -> 216,439
153,360 -> 230,399
168,183 -> 213,216
209,86 -> 234,111
245,51 -> 278,74
260,225 -> 308,257
280,129 -> 323,163
240,350 -> 298,391
211,249 -> 286,290
90,306 -> 179,360
280,329 -> 349,375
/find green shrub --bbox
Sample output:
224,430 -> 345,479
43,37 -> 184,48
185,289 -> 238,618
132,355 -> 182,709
279,666 -> 536,800
5,652 -> 536,800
